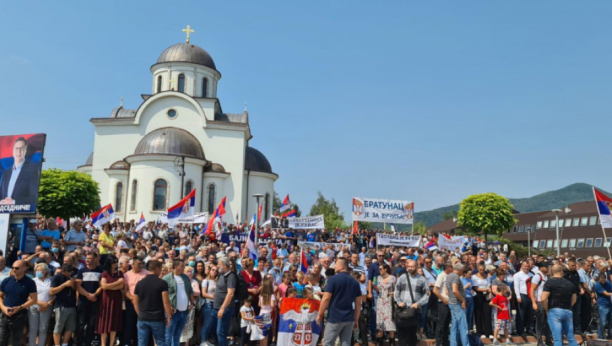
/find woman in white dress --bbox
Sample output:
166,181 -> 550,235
28,263 -> 54,346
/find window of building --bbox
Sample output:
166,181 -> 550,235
202,78 -> 208,97
550,219 -> 556,228
157,76 -> 162,93
607,237 -> 612,247
185,181 -> 192,196
519,225 -> 524,233
586,238 -> 593,248
543,220 -> 550,229
561,239 -> 568,248
525,225 -> 531,233
178,74 -> 185,93
207,183 -> 216,214
540,241 -> 546,249
153,179 -> 167,211
513,226 -> 517,233
573,218 -> 580,227
167,109 -> 177,119
546,239 -> 553,248
595,238 -> 603,247
536,221 -> 542,229
577,238 -> 585,248
130,180 -> 137,211
554,239 -> 559,248
532,240 -> 539,248
589,216 -> 598,226
580,217 -> 588,227
564,218 -> 572,227
532,224 -> 536,232
115,182 -> 123,212
569,239 -> 576,248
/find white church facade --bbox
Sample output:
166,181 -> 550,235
77,30 -> 277,224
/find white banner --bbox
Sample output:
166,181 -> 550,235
157,212 -> 208,225
297,241 -> 349,251
376,233 -> 421,247
287,215 -> 325,229
438,236 -> 467,251
352,197 -> 414,224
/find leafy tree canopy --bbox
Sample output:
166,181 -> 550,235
457,193 -> 517,238
309,191 -> 346,229
413,221 -> 428,235
38,169 -> 100,226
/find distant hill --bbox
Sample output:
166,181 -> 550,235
416,183 -> 609,227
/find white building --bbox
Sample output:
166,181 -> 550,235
77,36 -> 277,224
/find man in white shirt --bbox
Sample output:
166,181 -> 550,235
530,262 -> 551,346
433,262 -> 453,346
514,261 -> 533,337
162,260 -> 194,346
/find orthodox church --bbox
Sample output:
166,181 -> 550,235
77,27 -> 277,224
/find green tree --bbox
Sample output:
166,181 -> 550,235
272,192 -> 301,217
413,221 -> 428,235
37,169 -> 100,228
457,193 -> 517,243
309,191 -> 346,229
442,210 -> 458,221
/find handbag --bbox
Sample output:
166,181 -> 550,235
394,273 -> 419,325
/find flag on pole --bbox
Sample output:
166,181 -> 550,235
390,223 -> 396,234
300,248 -> 309,274
204,197 -> 227,235
280,195 -> 291,212
594,188 -> 612,229
136,213 -> 146,231
248,212 -> 257,232
91,204 -> 115,228
257,204 -> 263,226
282,209 -> 296,218
353,221 -> 358,235
167,189 -> 196,226
246,221 -> 259,260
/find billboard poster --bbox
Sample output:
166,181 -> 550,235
352,197 -> 414,224
0,134 -> 46,214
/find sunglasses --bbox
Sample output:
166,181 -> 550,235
11,267 -> 21,270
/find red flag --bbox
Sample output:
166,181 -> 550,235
204,197 -> 227,235
353,221 -> 358,235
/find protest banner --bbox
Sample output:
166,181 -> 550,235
157,212 -> 207,225
287,215 -> 325,229
352,197 -> 414,224
376,233 -> 421,247
297,241 -> 349,251
278,298 -> 321,346
438,236 -> 467,251
221,233 -> 293,247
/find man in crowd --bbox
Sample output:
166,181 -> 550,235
316,258 -> 363,346
0,260 -> 37,346
123,257 -> 148,346
75,253 -> 103,346
541,264 -> 578,346
433,262 -> 453,346
514,260 -> 534,337
563,259 -> 583,334
0,257 -> 10,284
394,259 -> 429,346
530,262 -> 552,346
133,260 -> 173,346
447,263 -> 471,346
163,259 -> 194,346
50,264 -> 77,346
63,221 -> 86,252
213,257 -> 236,346
349,253 -> 366,281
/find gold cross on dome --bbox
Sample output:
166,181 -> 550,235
182,25 -> 194,43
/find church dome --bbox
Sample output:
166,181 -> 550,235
204,163 -> 226,173
134,127 -> 205,160
157,43 -> 217,70
245,147 -> 273,174
84,152 -> 93,166
109,161 -> 130,170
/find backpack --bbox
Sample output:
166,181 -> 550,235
525,273 -> 542,297
234,272 -> 249,302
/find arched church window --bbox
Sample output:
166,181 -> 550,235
185,181 -> 193,196
202,78 -> 208,97
130,180 -> 137,211
207,183 -> 216,214
157,76 -> 162,93
153,179 -> 167,211
115,182 -> 123,212
264,193 -> 270,220
178,74 -> 185,93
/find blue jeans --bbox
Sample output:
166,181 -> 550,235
598,305 -> 612,339
547,308 -> 578,346
165,310 -> 188,346
200,301 -> 216,343
449,304 -> 470,346
137,320 -> 166,346
465,297 -> 474,331
420,303 -> 428,329
213,306 -> 235,346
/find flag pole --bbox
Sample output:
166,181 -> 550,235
593,187 -> 612,259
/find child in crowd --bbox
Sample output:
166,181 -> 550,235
257,277 -> 276,346
489,284 -> 513,346
293,272 -> 305,298
278,273 -> 291,301
303,286 -> 314,300
305,273 -> 323,300
286,287 -> 297,299
462,267 -> 475,332
239,297 -> 255,346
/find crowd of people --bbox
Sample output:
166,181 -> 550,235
0,216 -> 610,346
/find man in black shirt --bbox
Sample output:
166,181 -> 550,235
50,264 -> 77,346
542,264 -> 578,346
134,260 -> 172,346
563,259 -> 582,334
0,260 -> 37,346
75,253 -> 103,346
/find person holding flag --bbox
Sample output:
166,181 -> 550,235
204,197 -> 226,235
136,213 -> 146,232
279,194 -> 291,213
91,204 -> 115,228
167,190 -> 196,227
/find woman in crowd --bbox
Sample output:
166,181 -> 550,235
472,263 -> 493,338
97,255 -> 124,346
28,263 -> 54,346
490,268 -> 509,334
201,263 -> 218,345
375,263 -> 396,345
256,276 -> 276,346
194,260 -> 206,345
241,258 -> 262,315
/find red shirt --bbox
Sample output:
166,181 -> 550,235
491,294 -> 509,320
241,270 -> 262,298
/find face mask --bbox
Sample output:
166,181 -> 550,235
51,248 -> 58,253
188,261 -> 195,267
36,272 -> 44,279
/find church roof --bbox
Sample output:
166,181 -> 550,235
245,147 -> 273,174
83,152 -> 93,166
204,163 -> 226,173
110,107 -> 136,118
108,161 -> 130,170
215,112 -> 248,124
134,127 -> 206,160
156,43 -> 217,70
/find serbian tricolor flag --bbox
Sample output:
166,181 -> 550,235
594,187 -> 612,229
257,204 -> 263,225
280,195 -> 291,212
136,213 -> 146,231
204,196 -> 226,235
167,189 -> 196,226
91,204 -> 115,228
425,241 -> 438,251
352,221 -> 359,235
282,209 -> 297,218
300,249 -> 309,274
246,221 -> 259,260
278,298 -> 321,346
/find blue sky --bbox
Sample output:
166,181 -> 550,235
1,1 -> 610,218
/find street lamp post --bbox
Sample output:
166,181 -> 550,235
253,193 -> 264,245
552,209 -> 562,257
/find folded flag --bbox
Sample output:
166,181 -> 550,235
204,196 -> 226,235
300,249 -> 309,274
167,189 -> 196,226
425,241 -> 438,251
594,187 -> 612,229
250,313 -> 272,341
282,209 -> 297,218
136,213 -> 146,231
91,204 -> 115,228
246,214 -> 259,260
280,194 -> 291,212
278,298 -> 321,346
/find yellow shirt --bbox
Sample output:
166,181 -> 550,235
99,232 -> 114,255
